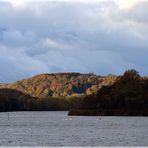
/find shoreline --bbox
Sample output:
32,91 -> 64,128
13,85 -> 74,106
68,109 -> 148,116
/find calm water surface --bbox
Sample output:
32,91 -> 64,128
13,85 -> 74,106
0,111 -> 147,146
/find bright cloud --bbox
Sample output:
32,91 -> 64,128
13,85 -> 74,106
3,0 -> 145,8
114,0 -> 145,9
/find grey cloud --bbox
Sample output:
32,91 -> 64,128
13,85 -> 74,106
0,45 -> 49,82
0,30 -> 38,47
0,0 -> 147,82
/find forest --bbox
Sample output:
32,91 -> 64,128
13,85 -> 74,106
69,70 -> 148,116
0,88 -> 83,112
0,69 -> 148,116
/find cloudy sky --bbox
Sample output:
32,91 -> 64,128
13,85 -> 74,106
0,0 -> 148,82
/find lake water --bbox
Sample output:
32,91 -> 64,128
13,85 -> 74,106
0,111 -> 147,146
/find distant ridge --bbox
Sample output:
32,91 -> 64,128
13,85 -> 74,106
0,72 -> 117,98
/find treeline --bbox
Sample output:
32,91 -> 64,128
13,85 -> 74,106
69,70 -> 148,116
0,89 -> 37,112
0,88 -> 83,112
1,69 -> 148,115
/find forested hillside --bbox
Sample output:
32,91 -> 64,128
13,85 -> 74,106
1,70 -> 148,115
0,73 -> 117,97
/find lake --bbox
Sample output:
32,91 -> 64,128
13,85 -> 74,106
0,111 -> 147,146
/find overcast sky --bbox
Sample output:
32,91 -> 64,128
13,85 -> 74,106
0,0 -> 148,82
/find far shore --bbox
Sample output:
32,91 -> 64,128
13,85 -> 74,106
68,109 -> 148,116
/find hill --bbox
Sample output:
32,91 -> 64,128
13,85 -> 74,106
0,70 -> 148,115
0,73 -> 117,98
